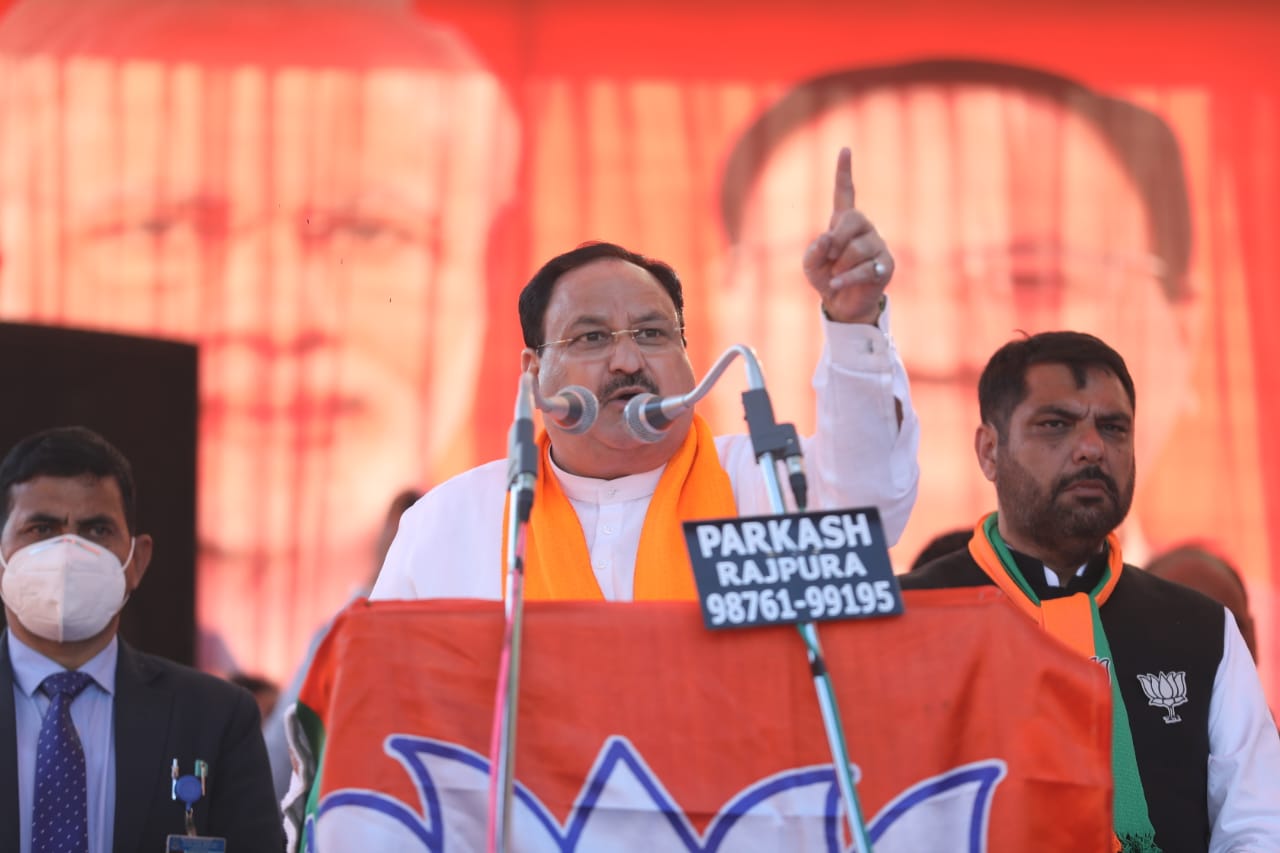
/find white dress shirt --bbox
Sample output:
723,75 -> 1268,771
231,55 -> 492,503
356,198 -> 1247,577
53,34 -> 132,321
1205,615 -> 1280,851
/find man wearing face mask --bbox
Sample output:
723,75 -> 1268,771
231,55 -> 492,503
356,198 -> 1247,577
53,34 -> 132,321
0,426 -> 283,851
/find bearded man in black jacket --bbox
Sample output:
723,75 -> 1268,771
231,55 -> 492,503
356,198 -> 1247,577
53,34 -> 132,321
901,331 -> 1279,852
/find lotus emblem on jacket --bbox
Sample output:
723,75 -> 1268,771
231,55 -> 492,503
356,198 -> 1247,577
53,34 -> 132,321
1136,671 -> 1188,724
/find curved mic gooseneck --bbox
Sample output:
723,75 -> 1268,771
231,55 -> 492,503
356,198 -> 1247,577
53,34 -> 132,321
622,344 -> 762,443
622,345 -> 807,511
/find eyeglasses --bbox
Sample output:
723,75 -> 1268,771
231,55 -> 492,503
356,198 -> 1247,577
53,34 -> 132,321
537,324 -> 685,358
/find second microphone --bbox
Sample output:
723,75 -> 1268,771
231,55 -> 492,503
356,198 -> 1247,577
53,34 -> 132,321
535,384 -> 599,434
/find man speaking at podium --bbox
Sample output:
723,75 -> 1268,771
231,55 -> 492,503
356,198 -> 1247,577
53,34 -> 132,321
372,149 -> 919,602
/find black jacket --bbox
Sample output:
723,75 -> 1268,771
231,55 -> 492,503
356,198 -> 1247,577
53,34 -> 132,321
902,545 -> 1224,853
0,631 -> 283,852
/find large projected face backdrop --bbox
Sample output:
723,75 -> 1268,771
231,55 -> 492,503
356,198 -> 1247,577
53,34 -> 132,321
0,0 -> 517,675
0,1 -> 1274,705
717,65 -> 1195,578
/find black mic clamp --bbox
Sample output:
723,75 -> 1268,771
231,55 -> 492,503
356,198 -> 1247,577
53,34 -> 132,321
507,373 -> 539,523
741,388 -> 807,510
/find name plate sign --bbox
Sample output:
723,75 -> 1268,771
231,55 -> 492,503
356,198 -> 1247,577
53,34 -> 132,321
683,508 -> 903,630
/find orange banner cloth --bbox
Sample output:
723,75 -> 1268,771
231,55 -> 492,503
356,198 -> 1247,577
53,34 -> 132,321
289,589 -> 1112,851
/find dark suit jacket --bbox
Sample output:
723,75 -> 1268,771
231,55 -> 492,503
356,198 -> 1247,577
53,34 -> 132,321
0,631 -> 284,852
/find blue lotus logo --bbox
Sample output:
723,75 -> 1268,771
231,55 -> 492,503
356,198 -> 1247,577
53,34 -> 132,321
303,736 -> 1006,851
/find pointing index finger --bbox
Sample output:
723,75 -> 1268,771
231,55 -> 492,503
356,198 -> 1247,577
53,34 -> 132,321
832,146 -> 855,215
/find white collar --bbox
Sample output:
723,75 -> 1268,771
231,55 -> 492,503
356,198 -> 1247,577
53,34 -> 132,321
549,452 -> 666,504
1042,562 -> 1090,588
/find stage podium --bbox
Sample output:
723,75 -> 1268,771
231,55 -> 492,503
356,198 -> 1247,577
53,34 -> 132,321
285,589 -> 1112,852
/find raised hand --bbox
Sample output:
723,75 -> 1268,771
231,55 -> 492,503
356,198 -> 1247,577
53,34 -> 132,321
801,147 -> 894,324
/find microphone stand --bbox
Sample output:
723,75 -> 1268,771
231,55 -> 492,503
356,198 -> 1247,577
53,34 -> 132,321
702,345 -> 874,853
487,372 -> 538,853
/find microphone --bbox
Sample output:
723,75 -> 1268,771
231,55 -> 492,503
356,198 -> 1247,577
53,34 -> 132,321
623,392 -> 692,444
535,385 -> 599,434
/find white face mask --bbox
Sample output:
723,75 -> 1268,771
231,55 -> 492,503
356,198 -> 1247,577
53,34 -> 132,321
0,534 -> 132,643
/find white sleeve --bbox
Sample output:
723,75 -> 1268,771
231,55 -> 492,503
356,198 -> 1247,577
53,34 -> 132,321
1206,612 -> 1280,852
369,500 -> 422,600
719,297 -> 919,545
804,298 -> 919,543
369,461 -> 509,601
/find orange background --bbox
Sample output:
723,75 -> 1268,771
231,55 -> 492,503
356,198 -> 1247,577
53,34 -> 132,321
0,0 -> 1277,709
430,0 -> 1280,706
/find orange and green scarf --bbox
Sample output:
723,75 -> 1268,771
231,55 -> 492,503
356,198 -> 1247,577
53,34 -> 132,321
502,414 -> 736,600
969,512 -> 1159,853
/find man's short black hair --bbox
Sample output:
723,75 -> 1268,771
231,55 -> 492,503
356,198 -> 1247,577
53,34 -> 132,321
720,58 -> 1192,303
978,331 -> 1136,439
518,241 -> 686,349
0,426 -> 138,534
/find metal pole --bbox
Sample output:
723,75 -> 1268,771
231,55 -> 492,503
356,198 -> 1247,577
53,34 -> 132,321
488,374 -> 538,853
756,451 -> 872,853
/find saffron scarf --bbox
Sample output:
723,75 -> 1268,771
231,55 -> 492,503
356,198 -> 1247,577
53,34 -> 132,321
501,414 -> 737,600
969,513 -> 1159,853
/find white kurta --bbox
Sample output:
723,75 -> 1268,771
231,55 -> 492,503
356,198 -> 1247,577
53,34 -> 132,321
372,309 -> 919,601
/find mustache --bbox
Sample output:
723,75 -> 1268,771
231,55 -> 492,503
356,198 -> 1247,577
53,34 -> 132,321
1053,465 -> 1119,499
598,371 -> 659,401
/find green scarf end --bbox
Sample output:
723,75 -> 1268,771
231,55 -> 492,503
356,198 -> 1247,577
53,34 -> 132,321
980,513 -> 1160,850
1117,832 -> 1161,853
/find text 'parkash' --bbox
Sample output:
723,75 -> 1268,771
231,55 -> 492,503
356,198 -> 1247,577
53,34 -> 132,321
694,512 -> 874,559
